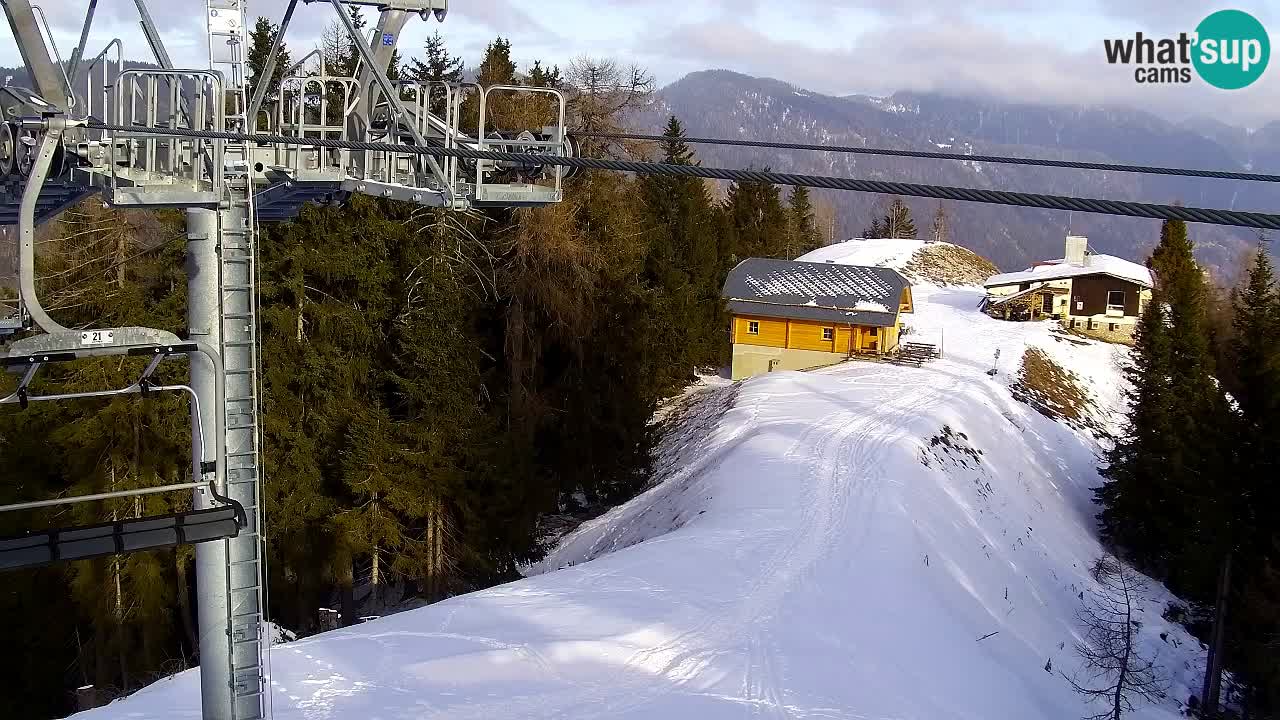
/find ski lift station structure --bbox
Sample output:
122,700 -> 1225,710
0,0 -> 574,716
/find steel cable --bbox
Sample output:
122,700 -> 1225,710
86,122 -> 1280,230
571,130 -> 1280,184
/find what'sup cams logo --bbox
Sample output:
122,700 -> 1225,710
1104,9 -> 1269,89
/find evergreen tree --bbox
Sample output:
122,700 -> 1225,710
1097,291 -> 1177,565
1226,248 -> 1279,558
882,197 -> 917,239
404,31 -> 463,115
1229,249 -> 1280,445
862,217 -> 886,239
786,185 -> 821,259
0,202 -> 192,705
464,37 -> 518,131
343,7 -> 368,76
721,175 -> 788,260
639,116 -> 722,386
477,37 -> 515,86
1098,220 -> 1232,593
1222,249 -> 1280,715
1238,541 -> 1280,716
386,48 -> 403,81
247,16 -> 290,111
406,31 -> 464,83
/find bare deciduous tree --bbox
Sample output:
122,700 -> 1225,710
563,56 -> 654,158
1063,555 -> 1168,720
931,201 -> 950,243
813,195 -> 838,246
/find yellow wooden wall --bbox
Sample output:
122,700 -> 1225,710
732,315 -> 787,347
733,314 -> 900,354
788,321 -> 836,353
834,326 -> 853,354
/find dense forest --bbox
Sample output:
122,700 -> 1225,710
0,22 -> 824,717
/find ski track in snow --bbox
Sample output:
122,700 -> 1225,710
78,239 -> 1206,720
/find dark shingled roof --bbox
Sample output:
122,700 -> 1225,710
721,258 -> 909,328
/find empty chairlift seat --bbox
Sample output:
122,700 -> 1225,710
0,505 -> 240,571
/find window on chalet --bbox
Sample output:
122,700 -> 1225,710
868,327 -> 878,336
747,321 -> 760,335
822,328 -> 834,341
1107,290 -> 1126,314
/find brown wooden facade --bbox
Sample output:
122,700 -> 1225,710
1068,275 -> 1143,317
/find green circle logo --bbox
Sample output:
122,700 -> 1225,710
1193,9 -> 1270,89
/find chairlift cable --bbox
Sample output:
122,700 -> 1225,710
570,130 -> 1280,184
85,122 -> 1280,231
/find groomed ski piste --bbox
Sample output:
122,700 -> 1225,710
79,239 -> 1206,720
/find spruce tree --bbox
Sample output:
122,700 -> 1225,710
1097,291 -> 1177,566
1229,250 -> 1280,441
722,174 -> 788,260
1227,248 -> 1279,553
406,30 -> 464,85
639,116 -> 720,386
1222,249 -> 1280,716
786,185 -> 820,259
862,217 -> 885,239
525,60 -> 562,87
477,37 -> 516,85
342,7 -> 368,76
247,17 -> 290,109
1098,219 -> 1232,594
882,197 -> 917,239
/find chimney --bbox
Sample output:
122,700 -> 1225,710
1065,235 -> 1088,266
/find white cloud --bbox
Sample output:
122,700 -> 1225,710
638,14 -> 1280,128
3,0 -> 1278,128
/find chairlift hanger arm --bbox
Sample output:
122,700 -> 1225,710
28,4 -> 75,109
132,0 -> 174,68
67,0 -> 100,86
327,0 -> 452,193
17,124 -> 69,333
0,0 -> 69,110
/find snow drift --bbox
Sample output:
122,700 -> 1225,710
76,238 -> 1205,720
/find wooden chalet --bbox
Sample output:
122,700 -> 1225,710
982,235 -> 1153,344
721,258 -> 913,380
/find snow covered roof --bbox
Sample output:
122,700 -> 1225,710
722,258 -> 907,327
984,254 -> 1152,289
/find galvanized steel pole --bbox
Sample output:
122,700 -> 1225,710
187,207 -> 234,720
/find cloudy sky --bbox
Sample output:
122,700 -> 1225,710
4,0 -> 1278,128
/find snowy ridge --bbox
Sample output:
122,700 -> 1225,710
801,237 -> 933,272
79,246 -> 1203,720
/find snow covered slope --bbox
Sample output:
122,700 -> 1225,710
78,239 -> 1204,720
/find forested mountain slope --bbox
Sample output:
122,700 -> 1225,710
644,70 -> 1278,273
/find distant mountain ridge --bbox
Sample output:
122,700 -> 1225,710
5,65 -> 1278,273
644,69 -> 1280,272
